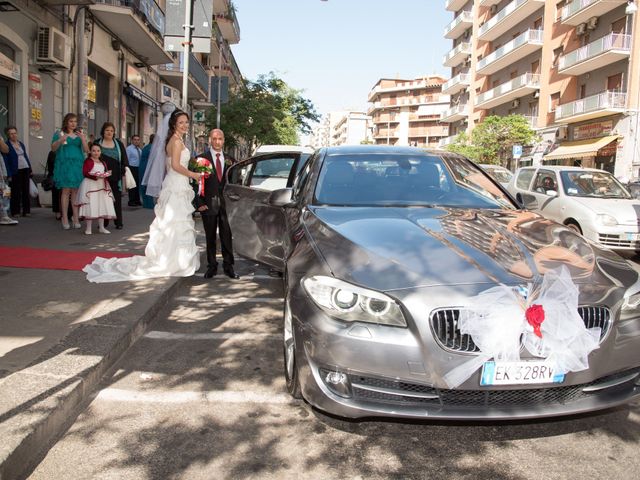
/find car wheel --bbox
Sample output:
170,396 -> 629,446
283,296 -> 302,399
565,221 -> 582,235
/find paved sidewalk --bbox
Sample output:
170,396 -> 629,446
0,204 -> 204,479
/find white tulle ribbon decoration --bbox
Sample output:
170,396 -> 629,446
443,266 -> 601,389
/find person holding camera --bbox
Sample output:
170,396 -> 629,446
51,113 -> 89,230
1,126 -> 33,217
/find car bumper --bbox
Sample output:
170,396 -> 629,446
583,225 -> 640,251
290,288 -> 640,420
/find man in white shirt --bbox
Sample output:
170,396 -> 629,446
125,135 -> 142,206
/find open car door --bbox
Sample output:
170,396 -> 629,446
224,152 -> 307,270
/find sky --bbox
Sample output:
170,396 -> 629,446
230,0 -> 451,121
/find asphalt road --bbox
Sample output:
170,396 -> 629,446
28,256 -> 640,480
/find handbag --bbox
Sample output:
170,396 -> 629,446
124,167 -> 136,190
41,176 -> 53,191
29,178 -> 38,198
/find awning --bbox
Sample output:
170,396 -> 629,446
543,135 -> 619,161
124,83 -> 158,109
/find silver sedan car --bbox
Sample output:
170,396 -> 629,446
224,145 -> 640,420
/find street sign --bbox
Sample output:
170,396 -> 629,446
209,76 -> 229,104
164,0 -> 212,53
512,144 -> 523,159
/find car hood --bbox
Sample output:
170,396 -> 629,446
572,197 -> 640,224
305,206 -> 637,291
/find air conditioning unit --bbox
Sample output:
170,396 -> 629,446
533,90 -> 540,99
556,125 -> 568,140
587,16 -> 598,30
36,27 -> 69,69
576,23 -> 587,36
489,5 -> 498,14
511,99 -> 520,108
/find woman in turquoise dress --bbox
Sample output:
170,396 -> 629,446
51,113 -> 89,229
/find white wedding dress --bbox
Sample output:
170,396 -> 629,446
84,148 -> 200,282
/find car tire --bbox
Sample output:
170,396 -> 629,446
565,221 -> 582,235
283,296 -> 302,399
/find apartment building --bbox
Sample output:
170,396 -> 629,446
367,76 -> 451,148
442,0 -> 640,179
331,111 -> 372,145
0,0 -> 242,172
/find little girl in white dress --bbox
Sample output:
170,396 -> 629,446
76,144 -> 116,235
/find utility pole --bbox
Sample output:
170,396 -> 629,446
181,0 -> 193,111
216,40 -> 223,129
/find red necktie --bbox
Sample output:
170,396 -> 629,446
215,153 -> 222,182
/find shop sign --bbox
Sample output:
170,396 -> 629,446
573,121 -> 613,140
0,52 -> 20,81
28,73 -> 43,139
597,142 -> 617,157
87,76 -> 97,103
127,65 -> 144,90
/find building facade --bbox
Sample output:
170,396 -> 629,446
0,0 -> 242,173
442,0 -> 640,179
367,76 -> 450,148
331,111 -> 372,145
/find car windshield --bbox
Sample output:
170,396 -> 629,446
560,170 -> 632,199
314,153 -> 516,209
484,167 -> 512,183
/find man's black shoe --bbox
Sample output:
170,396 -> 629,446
223,267 -> 239,279
204,267 -> 217,279
115,225 -> 123,230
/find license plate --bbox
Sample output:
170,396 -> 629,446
624,233 -> 640,241
480,360 -> 565,386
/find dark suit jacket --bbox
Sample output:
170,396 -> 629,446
194,150 -> 235,215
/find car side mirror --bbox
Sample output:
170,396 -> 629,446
546,190 -> 558,197
268,188 -> 294,207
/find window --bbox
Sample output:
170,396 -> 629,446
516,169 -> 535,189
248,157 -> 295,191
556,0 -> 567,22
552,47 -> 563,68
549,92 -> 561,112
533,171 -> 558,194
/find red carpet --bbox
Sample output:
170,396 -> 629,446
0,246 -> 134,271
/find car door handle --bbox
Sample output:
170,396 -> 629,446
226,193 -> 240,201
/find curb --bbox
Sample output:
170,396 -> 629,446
0,276 -> 184,480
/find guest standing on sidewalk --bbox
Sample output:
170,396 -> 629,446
125,134 -> 142,206
94,122 -> 128,229
0,144 -> 18,225
1,126 -> 33,217
138,133 -> 155,209
51,113 -> 89,230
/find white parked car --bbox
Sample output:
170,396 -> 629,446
479,164 -> 513,188
508,166 -> 640,252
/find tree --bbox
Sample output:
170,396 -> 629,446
206,72 -> 320,151
446,115 -> 537,170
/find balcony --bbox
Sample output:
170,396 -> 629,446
213,0 -> 231,14
555,90 -> 626,123
443,42 -> 471,67
444,11 -> 473,39
476,73 -> 540,109
438,135 -> 459,148
558,33 -> 631,76
560,0 -> 627,26
478,0 -> 545,42
158,53 -> 209,100
440,103 -> 469,122
408,126 -> 450,137
215,6 -> 240,44
477,29 -> 543,75
521,115 -> 538,128
90,0 -> 172,65
445,0 -> 467,12
442,73 -> 471,95
480,0 -> 501,5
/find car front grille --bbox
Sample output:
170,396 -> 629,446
430,306 -> 611,354
598,234 -> 640,249
349,368 -> 639,409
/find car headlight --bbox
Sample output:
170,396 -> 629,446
596,214 -> 618,226
302,275 -> 407,327
622,290 -> 640,312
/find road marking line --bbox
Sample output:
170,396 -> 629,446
144,331 -> 280,340
96,388 -> 294,405
174,296 -> 282,304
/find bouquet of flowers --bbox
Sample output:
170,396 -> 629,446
189,157 -> 213,196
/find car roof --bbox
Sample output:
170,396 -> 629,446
254,145 -> 315,154
324,145 -> 446,156
517,165 -> 607,173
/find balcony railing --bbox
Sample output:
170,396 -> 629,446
477,29 -> 543,74
438,135 -> 459,148
440,103 -> 469,122
160,52 -> 209,95
444,11 -> 473,39
558,33 -> 631,75
560,0 -> 626,26
94,0 -> 164,38
476,72 -> 540,107
443,42 -> 471,67
555,90 -> 626,122
478,0 -> 544,41
445,0 -> 467,11
442,73 -> 471,95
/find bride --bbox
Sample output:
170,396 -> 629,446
84,107 -> 202,282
